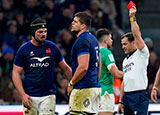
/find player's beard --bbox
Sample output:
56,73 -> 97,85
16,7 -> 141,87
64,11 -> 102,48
107,44 -> 112,49
34,36 -> 46,44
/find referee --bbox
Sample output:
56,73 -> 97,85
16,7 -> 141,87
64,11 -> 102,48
117,6 -> 150,115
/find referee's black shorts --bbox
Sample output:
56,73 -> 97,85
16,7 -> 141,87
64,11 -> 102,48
123,90 -> 149,115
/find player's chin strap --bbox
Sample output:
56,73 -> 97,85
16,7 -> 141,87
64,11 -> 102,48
30,23 -> 47,44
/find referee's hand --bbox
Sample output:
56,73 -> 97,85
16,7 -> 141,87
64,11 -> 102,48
129,6 -> 136,18
151,90 -> 158,103
117,103 -> 124,114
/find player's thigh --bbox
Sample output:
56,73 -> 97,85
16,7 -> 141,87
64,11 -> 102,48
39,95 -> 56,115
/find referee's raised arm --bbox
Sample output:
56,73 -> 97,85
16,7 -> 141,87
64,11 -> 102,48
129,6 -> 145,50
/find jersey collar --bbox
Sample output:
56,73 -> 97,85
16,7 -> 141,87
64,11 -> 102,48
126,49 -> 137,59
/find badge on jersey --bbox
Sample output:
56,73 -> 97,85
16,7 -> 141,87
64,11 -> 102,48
46,48 -> 51,54
108,54 -> 114,62
30,51 -> 35,56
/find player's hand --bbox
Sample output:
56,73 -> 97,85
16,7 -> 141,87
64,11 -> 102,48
67,85 -> 73,96
21,93 -> 32,109
117,103 -> 124,114
129,6 -> 137,18
151,90 -> 158,103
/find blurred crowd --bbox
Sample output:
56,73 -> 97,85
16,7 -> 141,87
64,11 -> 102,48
0,0 -> 159,105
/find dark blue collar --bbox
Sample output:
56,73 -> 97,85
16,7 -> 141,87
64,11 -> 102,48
126,49 -> 137,59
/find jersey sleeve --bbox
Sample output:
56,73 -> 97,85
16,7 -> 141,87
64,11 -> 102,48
104,50 -> 115,69
54,45 -> 64,64
77,38 -> 90,57
139,45 -> 150,59
14,47 -> 25,67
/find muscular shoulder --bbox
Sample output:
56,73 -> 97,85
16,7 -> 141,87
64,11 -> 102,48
45,40 -> 57,47
45,40 -> 60,50
17,41 -> 31,52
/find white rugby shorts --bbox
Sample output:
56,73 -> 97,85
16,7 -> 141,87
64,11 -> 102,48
69,88 -> 101,114
23,95 -> 56,115
99,92 -> 114,113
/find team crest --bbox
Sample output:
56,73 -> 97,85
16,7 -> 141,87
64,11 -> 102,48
46,48 -> 51,54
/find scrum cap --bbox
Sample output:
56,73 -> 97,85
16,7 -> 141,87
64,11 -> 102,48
30,18 -> 47,39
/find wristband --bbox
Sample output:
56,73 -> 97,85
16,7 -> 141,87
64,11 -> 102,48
118,102 -> 123,104
130,17 -> 136,22
152,86 -> 158,91
69,80 -> 74,86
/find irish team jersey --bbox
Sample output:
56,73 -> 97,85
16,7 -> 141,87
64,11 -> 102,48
122,45 -> 149,92
99,48 -> 115,96
71,31 -> 100,89
14,40 -> 63,97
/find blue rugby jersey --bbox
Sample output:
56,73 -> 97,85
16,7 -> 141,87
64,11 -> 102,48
14,40 -> 63,97
71,31 -> 100,89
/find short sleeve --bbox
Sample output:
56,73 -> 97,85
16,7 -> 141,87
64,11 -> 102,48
104,51 -> 115,68
77,38 -> 90,57
54,46 -> 64,64
139,45 -> 150,59
14,47 -> 25,67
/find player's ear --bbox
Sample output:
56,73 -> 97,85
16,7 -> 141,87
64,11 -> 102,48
104,37 -> 108,44
132,40 -> 136,45
81,24 -> 86,30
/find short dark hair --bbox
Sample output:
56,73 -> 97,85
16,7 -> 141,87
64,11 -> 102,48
121,32 -> 134,42
74,12 -> 92,28
96,28 -> 112,42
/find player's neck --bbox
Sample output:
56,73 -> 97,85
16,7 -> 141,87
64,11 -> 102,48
77,28 -> 88,37
99,43 -> 107,49
31,38 -> 43,46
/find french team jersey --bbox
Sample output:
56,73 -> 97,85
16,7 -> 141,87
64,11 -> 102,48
71,31 -> 100,89
99,48 -> 115,95
122,45 -> 149,92
14,40 -> 63,97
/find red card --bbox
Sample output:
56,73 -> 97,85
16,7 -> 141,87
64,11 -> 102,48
127,1 -> 136,9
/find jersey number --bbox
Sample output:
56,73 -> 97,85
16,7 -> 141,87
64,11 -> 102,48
95,49 -> 99,67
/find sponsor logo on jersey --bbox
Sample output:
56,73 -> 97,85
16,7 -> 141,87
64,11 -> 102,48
30,56 -> 50,67
31,56 -> 50,62
30,62 -> 49,67
123,62 -> 134,73
30,51 -> 35,56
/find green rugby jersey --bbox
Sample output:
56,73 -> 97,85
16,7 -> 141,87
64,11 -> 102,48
99,47 -> 115,96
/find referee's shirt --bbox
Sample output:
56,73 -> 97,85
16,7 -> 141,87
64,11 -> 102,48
122,45 -> 149,92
